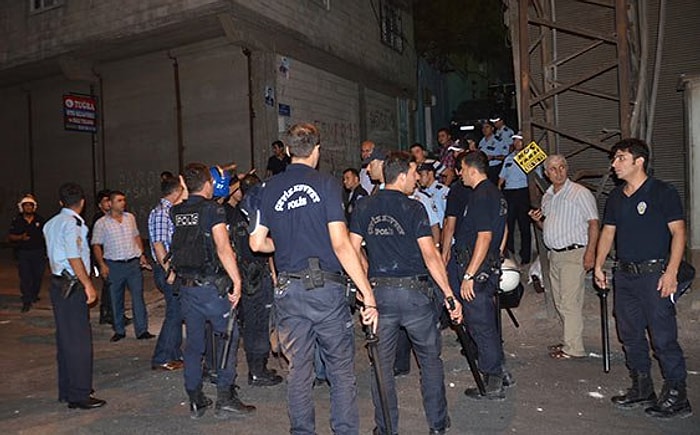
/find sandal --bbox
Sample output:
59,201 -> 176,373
549,349 -> 584,360
547,343 -> 564,352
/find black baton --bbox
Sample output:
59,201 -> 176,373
219,306 -> 238,371
447,298 -> 486,396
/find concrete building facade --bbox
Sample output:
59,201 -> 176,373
0,0 -> 416,233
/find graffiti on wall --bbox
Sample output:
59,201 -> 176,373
312,119 -> 359,176
114,170 -> 160,235
367,107 -> 396,149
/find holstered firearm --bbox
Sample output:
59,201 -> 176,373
60,269 -> 84,299
219,305 -> 238,370
447,297 -> 486,396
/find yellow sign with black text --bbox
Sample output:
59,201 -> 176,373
514,141 -> 547,173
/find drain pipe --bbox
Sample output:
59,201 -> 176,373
168,52 -> 185,173
242,47 -> 255,170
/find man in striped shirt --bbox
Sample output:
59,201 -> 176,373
529,155 -> 599,360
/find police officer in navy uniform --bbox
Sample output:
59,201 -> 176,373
498,133 -> 532,264
455,151 -> 509,400
249,123 -> 378,435
43,182 -> 106,410
8,194 -> 46,312
594,138 -> 692,419
225,173 -> 283,387
350,151 -> 462,435
169,163 -> 255,419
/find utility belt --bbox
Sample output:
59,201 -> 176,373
616,259 -> 666,275
277,256 -> 345,291
178,273 -> 232,296
370,274 -> 432,299
452,246 -> 501,279
278,270 -> 346,289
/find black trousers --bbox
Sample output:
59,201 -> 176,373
240,272 -> 274,374
50,278 -> 93,402
504,187 -> 532,263
17,249 -> 45,304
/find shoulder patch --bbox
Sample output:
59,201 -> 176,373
74,216 -> 82,227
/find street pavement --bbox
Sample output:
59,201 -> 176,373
0,247 -> 698,435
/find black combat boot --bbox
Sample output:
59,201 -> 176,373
611,371 -> 656,409
214,385 -> 256,418
465,373 -> 505,401
186,389 -> 212,419
644,382 -> 693,419
248,358 -> 283,387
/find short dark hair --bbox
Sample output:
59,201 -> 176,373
240,173 -> 262,195
271,140 -> 284,149
59,182 -> 85,208
96,189 -> 111,203
161,176 -> 181,197
410,143 -> 424,151
458,150 -> 488,174
383,151 -> 412,185
342,167 -> 360,178
437,127 -> 450,136
160,171 -> 174,180
610,138 -> 650,171
109,190 -> 125,201
285,123 -> 319,158
183,162 -> 211,193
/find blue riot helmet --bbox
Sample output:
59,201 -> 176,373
210,166 -> 232,198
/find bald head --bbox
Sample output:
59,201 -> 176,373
360,140 -> 375,161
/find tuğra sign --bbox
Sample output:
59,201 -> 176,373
63,94 -> 97,133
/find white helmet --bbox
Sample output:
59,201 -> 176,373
500,258 -> 521,292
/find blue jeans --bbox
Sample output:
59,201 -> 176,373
372,285 -> 448,434
180,284 -> 239,391
151,264 -> 183,365
274,279 -> 358,435
106,259 -> 148,336
462,274 -> 503,375
614,271 -> 686,383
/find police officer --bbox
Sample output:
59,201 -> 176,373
350,151 -> 461,435
43,182 -> 106,410
478,121 -> 509,184
8,194 -> 46,312
169,163 -> 255,419
418,161 -> 449,232
455,151 -> 509,400
225,173 -> 282,387
498,133 -> 531,264
249,123 -> 378,435
594,138 -> 692,419
490,115 -> 514,148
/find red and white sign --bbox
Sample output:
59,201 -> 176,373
63,94 -> 97,133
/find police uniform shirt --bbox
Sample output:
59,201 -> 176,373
350,190 -> 432,277
479,135 -> 509,167
258,163 -> 345,273
424,180 -> 449,225
410,188 -> 441,227
456,180 -> 507,258
445,181 -> 472,245
43,208 -> 90,276
499,152 -> 528,190
495,125 -> 514,147
9,213 -> 46,251
603,177 -> 683,263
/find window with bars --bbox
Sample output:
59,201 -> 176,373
29,0 -> 63,14
379,0 -> 404,53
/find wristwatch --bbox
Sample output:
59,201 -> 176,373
463,272 -> 474,281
